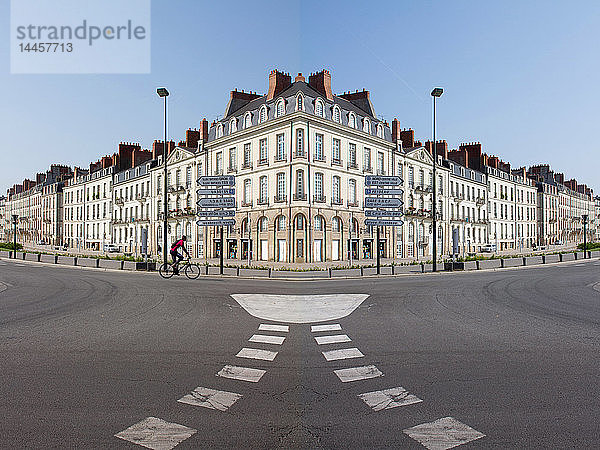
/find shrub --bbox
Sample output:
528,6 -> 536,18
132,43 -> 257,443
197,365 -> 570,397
0,242 -> 23,251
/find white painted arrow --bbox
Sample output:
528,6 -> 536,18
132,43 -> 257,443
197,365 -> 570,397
230,294 -> 369,324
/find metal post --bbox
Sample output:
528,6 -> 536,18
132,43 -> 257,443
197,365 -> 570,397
247,212 -> 251,267
349,212 -> 353,267
13,215 -> 18,258
583,215 -> 587,258
220,225 -> 224,274
163,96 -> 168,270
376,226 -> 380,274
432,96 -> 437,272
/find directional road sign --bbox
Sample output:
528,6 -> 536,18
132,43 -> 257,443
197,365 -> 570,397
365,219 -> 404,227
198,197 -> 236,208
365,175 -> 402,187
196,188 -> 235,196
365,209 -> 404,217
197,219 -> 236,227
364,188 -> 404,196
364,197 -> 402,208
196,209 -> 236,217
197,175 -> 235,186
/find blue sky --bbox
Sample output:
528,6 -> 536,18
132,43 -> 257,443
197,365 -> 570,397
1,0 -> 599,193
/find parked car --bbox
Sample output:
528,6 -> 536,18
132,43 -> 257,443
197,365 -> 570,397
104,244 -> 120,253
481,244 -> 497,253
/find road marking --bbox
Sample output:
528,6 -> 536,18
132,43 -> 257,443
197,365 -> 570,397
231,294 -> 369,323
322,348 -> 364,361
236,347 -> 278,361
14,264 -> 24,267
217,365 -> 266,383
315,334 -> 351,345
0,282 -> 7,294
249,334 -> 285,345
114,416 -> 196,450
358,387 -> 422,411
593,282 -> 600,293
311,324 -> 342,332
258,324 -> 289,332
403,416 -> 485,450
334,365 -> 383,382
177,387 -> 242,412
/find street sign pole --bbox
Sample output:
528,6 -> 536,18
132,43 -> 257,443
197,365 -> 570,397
376,226 -> 380,275
220,225 -> 224,274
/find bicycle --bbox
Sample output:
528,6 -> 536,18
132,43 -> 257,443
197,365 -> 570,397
159,257 -> 201,279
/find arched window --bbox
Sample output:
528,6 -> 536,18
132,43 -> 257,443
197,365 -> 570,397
244,112 -> 252,129
295,213 -> 305,230
259,105 -> 268,123
296,93 -> 304,111
348,112 -> 356,128
241,218 -> 248,234
332,216 -> 341,232
352,218 -> 359,234
314,215 -> 324,231
315,99 -> 325,117
259,216 -> 268,232
333,106 -> 341,123
230,118 -> 237,133
363,118 -> 371,134
216,123 -> 223,138
276,99 -> 285,117
377,124 -> 383,138
276,215 -> 287,231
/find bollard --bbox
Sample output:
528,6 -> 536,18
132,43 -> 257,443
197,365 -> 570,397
542,255 -> 546,264
500,259 -> 505,268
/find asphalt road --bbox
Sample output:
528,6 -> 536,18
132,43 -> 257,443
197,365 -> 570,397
1,257 -> 599,449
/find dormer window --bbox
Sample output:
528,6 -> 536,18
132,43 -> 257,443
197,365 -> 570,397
315,98 -> 325,118
348,112 -> 356,128
363,118 -> 371,134
244,112 -> 252,129
216,123 -> 223,138
259,105 -> 268,123
377,123 -> 383,138
332,105 -> 341,123
276,98 -> 285,117
229,118 -> 237,134
296,93 -> 304,111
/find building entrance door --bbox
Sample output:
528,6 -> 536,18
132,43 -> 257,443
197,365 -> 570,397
314,239 -> 322,262
278,239 -> 286,262
332,239 -> 340,261
260,239 -> 268,261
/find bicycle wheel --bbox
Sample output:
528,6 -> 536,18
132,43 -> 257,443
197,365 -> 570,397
184,263 -> 201,280
159,263 -> 175,279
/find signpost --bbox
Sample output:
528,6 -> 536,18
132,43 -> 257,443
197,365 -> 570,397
364,176 -> 404,274
196,175 -> 236,274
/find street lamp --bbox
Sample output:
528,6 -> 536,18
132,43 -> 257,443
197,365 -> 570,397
157,87 -> 169,270
431,87 -> 443,272
582,214 -> 588,258
11,214 -> 18,258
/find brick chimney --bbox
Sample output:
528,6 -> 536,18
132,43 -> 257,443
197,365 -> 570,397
151,140 -> 175,160
458,142 -> 483,171
565,179 -> 577,191
117,142 -> 141,171
267,69 -> 292,101
199,118 -> 209,142
391,119 -> 401,143
102,156 -> 113,169
308,69 -> 334,100
230,89 -> 261,103
448,149 -> 468,167
185,129 -> 200,148
36,173 -> 46,184
295,73 -> 305,82
400,129 -> 415,149
425,140 -> 448,160
132,149 -> 152,168
487,156 -> 499,169
554,172 -> 565,184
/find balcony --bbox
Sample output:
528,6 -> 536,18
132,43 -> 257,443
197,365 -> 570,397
332,158 -> 343,167
453,194 -> 464,202
377,169 -> 386,176
313,194 -> 326,203
347,161 -> 358,170
347,200 -> 359,207
363,166 -> 373,174
274,155 -> 287,163
313,154 -> 326,163
241,200 -> 253,207
405,208 -> 431,218
228,165 -> 237,174
414,185 -> 432,193
294,151 -> 306,159
257,197 -> 269,206
476,197 -> 485,206
213,169 -> 223,176
293,193 -> 307,201
331,197 -> 343,205
274,194 -> 287,203
257,159 -> 269,167
114,197 -> 124,205
242,161 -> 253,170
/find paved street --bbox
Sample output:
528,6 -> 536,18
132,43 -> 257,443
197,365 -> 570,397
1,258 -> 600,448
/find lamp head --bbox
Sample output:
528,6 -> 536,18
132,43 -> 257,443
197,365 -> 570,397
156,87 -> 169,98
431,87 -> 443,97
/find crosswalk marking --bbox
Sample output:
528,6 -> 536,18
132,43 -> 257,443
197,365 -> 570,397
217,365 -> 266,383
315,334 -> 351,345
322,348 -> 364,361
114,416 -> 196,450
334,365 -> 383,382
258,324 -> 289,332
249,334 -> 285,345
403,416 -> 485,450
236,347 -> 278,361
177,387 -> 242,411
311,324 -> 342,332
358,387 -> 422,411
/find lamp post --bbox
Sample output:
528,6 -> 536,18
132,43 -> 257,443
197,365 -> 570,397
582,214 -> 588,258
157,87 -> 169,270
431,87 -> 443,272
12,214 -> 18,258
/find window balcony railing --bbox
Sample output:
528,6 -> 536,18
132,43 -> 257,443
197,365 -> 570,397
257,158 -> 269,167
274,194 -> 287,203
332,158 -> 343,167
313,194 -> 326,203
347,200 -> 358,207
476,197 -> 485,205
242,161 -> 253,169
214,169 -> 223,175
257,197 -> 269,205
294,151 -> 306,159
377,169 -> 386,176
114,197 -> 124,205
228,165 -> 237,174
414,184 -> 432,193
313,154 -> 326,163
363,166 -> 373,173
274,155 -> 287,162
331,197 -> 343,205
347,161 -> 358,170
293,193 -> 307,201
241,200 -> 253,207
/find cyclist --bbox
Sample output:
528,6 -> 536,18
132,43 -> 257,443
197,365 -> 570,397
170,235 -> 190,275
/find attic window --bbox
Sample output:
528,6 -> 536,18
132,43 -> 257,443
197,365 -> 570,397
296,94 -> 304,111
348,112 -> 356,128
377,124 -> 383,138
315,99 -> 325,117
333,106 -> 341,123
230,118 -> 237,133
216,124 -> 223,138
244,112 -> 252,129
259,105 -> 267,123
276,99 -> 285,117
363,118 -> 371,134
